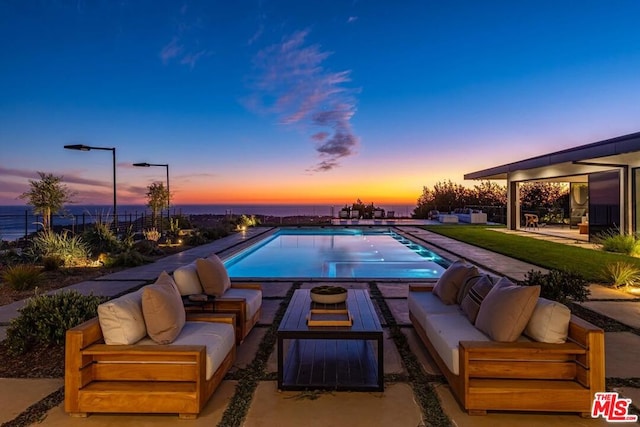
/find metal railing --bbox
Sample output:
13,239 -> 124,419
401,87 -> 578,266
0,210 -> 171,241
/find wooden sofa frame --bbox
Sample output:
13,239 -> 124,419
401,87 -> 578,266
65,312 -> 236,419
185,283 -> 262,344
409,285 -> 605,416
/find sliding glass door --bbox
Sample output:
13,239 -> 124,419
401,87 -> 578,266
588,170 -> 621,238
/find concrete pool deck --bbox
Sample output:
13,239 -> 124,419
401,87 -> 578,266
1,226 -> 638,426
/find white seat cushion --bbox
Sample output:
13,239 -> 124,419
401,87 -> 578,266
137,321 -> 235,380
220,288 -> 262,319
98,288 -> 146,345
408,291 -> 462,327
173,263 -> 203,296
421,312 -> 490,375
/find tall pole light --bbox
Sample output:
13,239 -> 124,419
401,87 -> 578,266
132,162 -> 170,210
64,144 -> 117,231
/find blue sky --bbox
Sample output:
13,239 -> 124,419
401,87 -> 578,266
2,1 -> 640,206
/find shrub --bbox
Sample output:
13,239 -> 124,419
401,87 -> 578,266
520,269 -> 590,305
185,231 -> 209,246
602,262 -> 640,288
1,264 -> 43,291
594,229 -> 640,256
143,228 -> 161,242
30,228 -> 91,266
82,220 -> 121,254
5,290 -> 105,355
133,239 -> 164,256
42,255 -> 64,271
201,226 -> 231,241
235,214 -> 259,230
166,217 -> 181,244
104,249 -> 152,267
0,247 -> 25,266
120,225 -> 136,250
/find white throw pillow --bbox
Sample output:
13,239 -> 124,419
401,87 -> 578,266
173,262 -> 203,295
97,288 -> 146,345
524,297 -> 571,343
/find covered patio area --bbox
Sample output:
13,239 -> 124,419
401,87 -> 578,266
465,131 -> 640,241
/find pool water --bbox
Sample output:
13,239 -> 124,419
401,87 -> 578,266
224,228 -> 449,279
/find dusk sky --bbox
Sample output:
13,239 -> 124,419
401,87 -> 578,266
2,1 -> 640,207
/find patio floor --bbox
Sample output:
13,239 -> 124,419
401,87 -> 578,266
1,226 -> 635,426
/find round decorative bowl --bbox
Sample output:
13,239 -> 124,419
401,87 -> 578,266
310,286 -> 348,304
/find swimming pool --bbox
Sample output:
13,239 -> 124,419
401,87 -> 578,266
224,228 -> 449,279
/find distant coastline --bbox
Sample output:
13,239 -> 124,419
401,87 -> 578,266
0,203 -> 415,241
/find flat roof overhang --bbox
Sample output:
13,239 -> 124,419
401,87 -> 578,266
465,131 -> 640,180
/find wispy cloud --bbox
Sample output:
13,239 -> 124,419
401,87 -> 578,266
63,174 -> 110,188
347,16 -> 358,23
0,166 -> 39,180
247,29 -> 359,172
248,24 -> 264,46
180,49 -> 208,69
159,37 -> 183,65
159,5 -> 210,68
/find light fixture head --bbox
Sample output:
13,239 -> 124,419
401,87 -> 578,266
64,144 -> 91,151
133,162 -> 151,167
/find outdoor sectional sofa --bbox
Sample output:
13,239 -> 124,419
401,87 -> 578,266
452,208 -> 488,224
65,272 -> 236,419
409,261 -> 605,416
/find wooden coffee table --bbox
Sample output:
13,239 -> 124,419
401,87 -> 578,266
277,289 -> 384,391
579,223 -> 589,234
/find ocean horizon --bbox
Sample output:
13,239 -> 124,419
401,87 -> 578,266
0,203 -> 415,241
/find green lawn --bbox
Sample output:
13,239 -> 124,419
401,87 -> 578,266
421,225 -> 640,282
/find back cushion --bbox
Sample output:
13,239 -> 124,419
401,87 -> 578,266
460,275 -> 494,323
196,255 -> 231,297
97,288 -> 147,345
432,260 -> 478,305
173,263 -> 203,295
475,278 -> 541,342
524,297 -> 572,343
142,271 -> 186,344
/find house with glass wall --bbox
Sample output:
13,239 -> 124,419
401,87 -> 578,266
465,131 -> 640,240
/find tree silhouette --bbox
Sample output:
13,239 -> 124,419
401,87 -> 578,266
19,172 -> 75,232
146,182 -> 169,227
